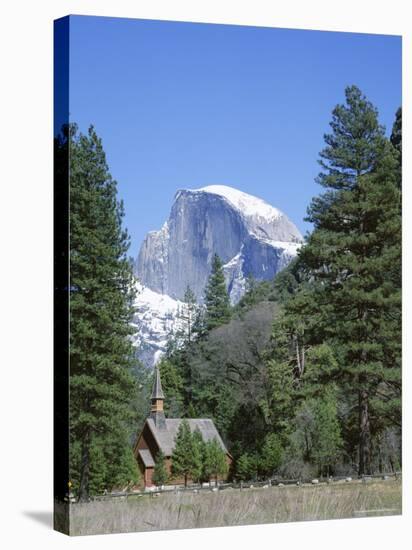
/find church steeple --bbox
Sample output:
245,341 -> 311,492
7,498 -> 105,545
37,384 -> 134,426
150,366 -> 166,428
151,365 -> 164,407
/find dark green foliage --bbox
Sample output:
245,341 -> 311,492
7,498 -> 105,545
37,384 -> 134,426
162,287 -> 199,415
180,286 -> 199,344
235,453 -> 258,481
68,124 -> 138,500
234,276 -> 272,313
265,350 -> 296,434
204,254 -> 232,330
158,358 -> 184,417
313,85 -> 385,191
187,402 -> 197,418
192,428 -> 207,482
152,450 -> 169,487
311,388 -> 343,476
203,438 -> 229,485
259,433 -> 283,477
171,419 -> 202,486
164,336 -> 193,414
390,107 -> 402,154
372,427 -> 401,473
103,436 -> 140,490
279,389 -> 342,478
233,258 -> 302,317
390,107 -> 402,188
130,358 -> 152,440
187,302 -> 278,453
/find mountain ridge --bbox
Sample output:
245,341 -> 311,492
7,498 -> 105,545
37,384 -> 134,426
136,185 -> 302,303
133,185 -> 302,366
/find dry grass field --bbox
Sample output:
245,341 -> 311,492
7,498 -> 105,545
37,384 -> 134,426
67,479 -> 401,536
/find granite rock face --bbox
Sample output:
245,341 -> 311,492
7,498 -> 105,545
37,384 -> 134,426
136,185 -> 302,304
133,185 -> 303,366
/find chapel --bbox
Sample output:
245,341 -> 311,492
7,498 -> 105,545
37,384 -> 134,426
134,366 -> 232,487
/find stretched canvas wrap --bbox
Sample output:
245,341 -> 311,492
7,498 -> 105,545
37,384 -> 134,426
54,15 -> 402,536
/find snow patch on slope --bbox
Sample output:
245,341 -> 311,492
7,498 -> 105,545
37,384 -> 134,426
131,282 -> 184,367
223,250 -> 247,305
263,240 -> 302,255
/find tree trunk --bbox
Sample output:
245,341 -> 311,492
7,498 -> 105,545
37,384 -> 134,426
377,436 -> 383,473
358,389 -> 371,475
184,473 -> 187,488
78,430 -> 90,502
304,429 -> 311,462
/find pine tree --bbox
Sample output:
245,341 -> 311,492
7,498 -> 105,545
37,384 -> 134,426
265,304 -> 318,436
259,433 -> 283,478
282,391 -> 342,479
167,285 -> 199,411
164,336 -> 193,414
69,125 -> 138,500
152,450 -> 169,487
203,438 -> 228,486
298,86 -> 401,474
235,453 -> 258,482
130,358 -> 153,441
192,428 -> 206,482
171,419 -> 202,486
181,285 -> 198,344
190,429 -> 203,484
203,254 -> 231,331
311,388 -> 343,477
158,358 -> 184,417
390,107 -> 402,188
187,402 -> 197,418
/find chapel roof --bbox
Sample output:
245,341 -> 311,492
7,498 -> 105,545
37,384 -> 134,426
146,417 -> 228,457
138,448 -> 155,468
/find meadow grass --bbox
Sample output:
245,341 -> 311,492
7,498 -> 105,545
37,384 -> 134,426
68,479 -> 401,536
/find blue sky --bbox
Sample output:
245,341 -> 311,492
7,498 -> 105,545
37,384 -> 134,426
68,16 -> 401,257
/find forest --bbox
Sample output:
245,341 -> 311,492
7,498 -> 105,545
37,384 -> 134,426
61,85 -> 402,500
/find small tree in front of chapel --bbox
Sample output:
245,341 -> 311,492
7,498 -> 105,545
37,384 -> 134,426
172,419 -> 202,487
152,450 -> 169,487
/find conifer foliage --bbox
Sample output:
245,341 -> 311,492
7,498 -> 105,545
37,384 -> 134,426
203,254 -> 232,331
181,285 -> 198,344
152,450 -> 169,487
171,419 -> 202,486
390,108 -> 402,168
390,107 -> 402,189
69,125 -> 138,500
203,438 -> 229,486
171,425 -> 228,486
297,86 -> 401,474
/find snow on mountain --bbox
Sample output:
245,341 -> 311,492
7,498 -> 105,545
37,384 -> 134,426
131,282 -> 184,367
222,249 -> 247,305
197,185 -> 282,222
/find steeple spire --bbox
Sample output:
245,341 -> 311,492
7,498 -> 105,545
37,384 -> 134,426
150,366 -> 166,428
151,365 -> 165,400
